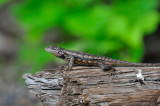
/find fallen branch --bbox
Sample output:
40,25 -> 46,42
23,66 -> 160,106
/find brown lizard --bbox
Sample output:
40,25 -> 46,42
45,45 -> 160,71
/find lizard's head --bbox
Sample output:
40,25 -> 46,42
45,45 -> 64,57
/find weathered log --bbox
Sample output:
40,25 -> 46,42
23,67 -> 64,106
23,66 -> 160,106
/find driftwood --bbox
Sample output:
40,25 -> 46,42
23,66 -> 160,106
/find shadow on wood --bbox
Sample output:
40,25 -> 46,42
23,66 -> 160,106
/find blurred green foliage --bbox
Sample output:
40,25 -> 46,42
10,0 -> 159,73
0,0 -> 9,6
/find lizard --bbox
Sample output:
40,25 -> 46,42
45,45 -> 160,72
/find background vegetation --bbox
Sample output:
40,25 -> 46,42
10,0 -> 160,73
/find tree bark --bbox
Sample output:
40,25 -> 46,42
23,66 -> 160,106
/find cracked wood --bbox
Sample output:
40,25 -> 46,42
23,66 -> 160,106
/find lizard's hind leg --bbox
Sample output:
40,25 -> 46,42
98,62 -> 116,76
98,62 -> 113,71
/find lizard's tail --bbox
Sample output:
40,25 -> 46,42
111,59 -> 160,67
123,62 -> 160,67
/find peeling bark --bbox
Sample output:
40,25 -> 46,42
23,67 -> 64,106
23,66 -> 160,106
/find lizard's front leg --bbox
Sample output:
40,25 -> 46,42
65,56 -> 74,71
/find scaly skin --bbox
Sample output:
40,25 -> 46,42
45,45 -> 160,71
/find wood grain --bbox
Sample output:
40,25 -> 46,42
23,66 -> 160,106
